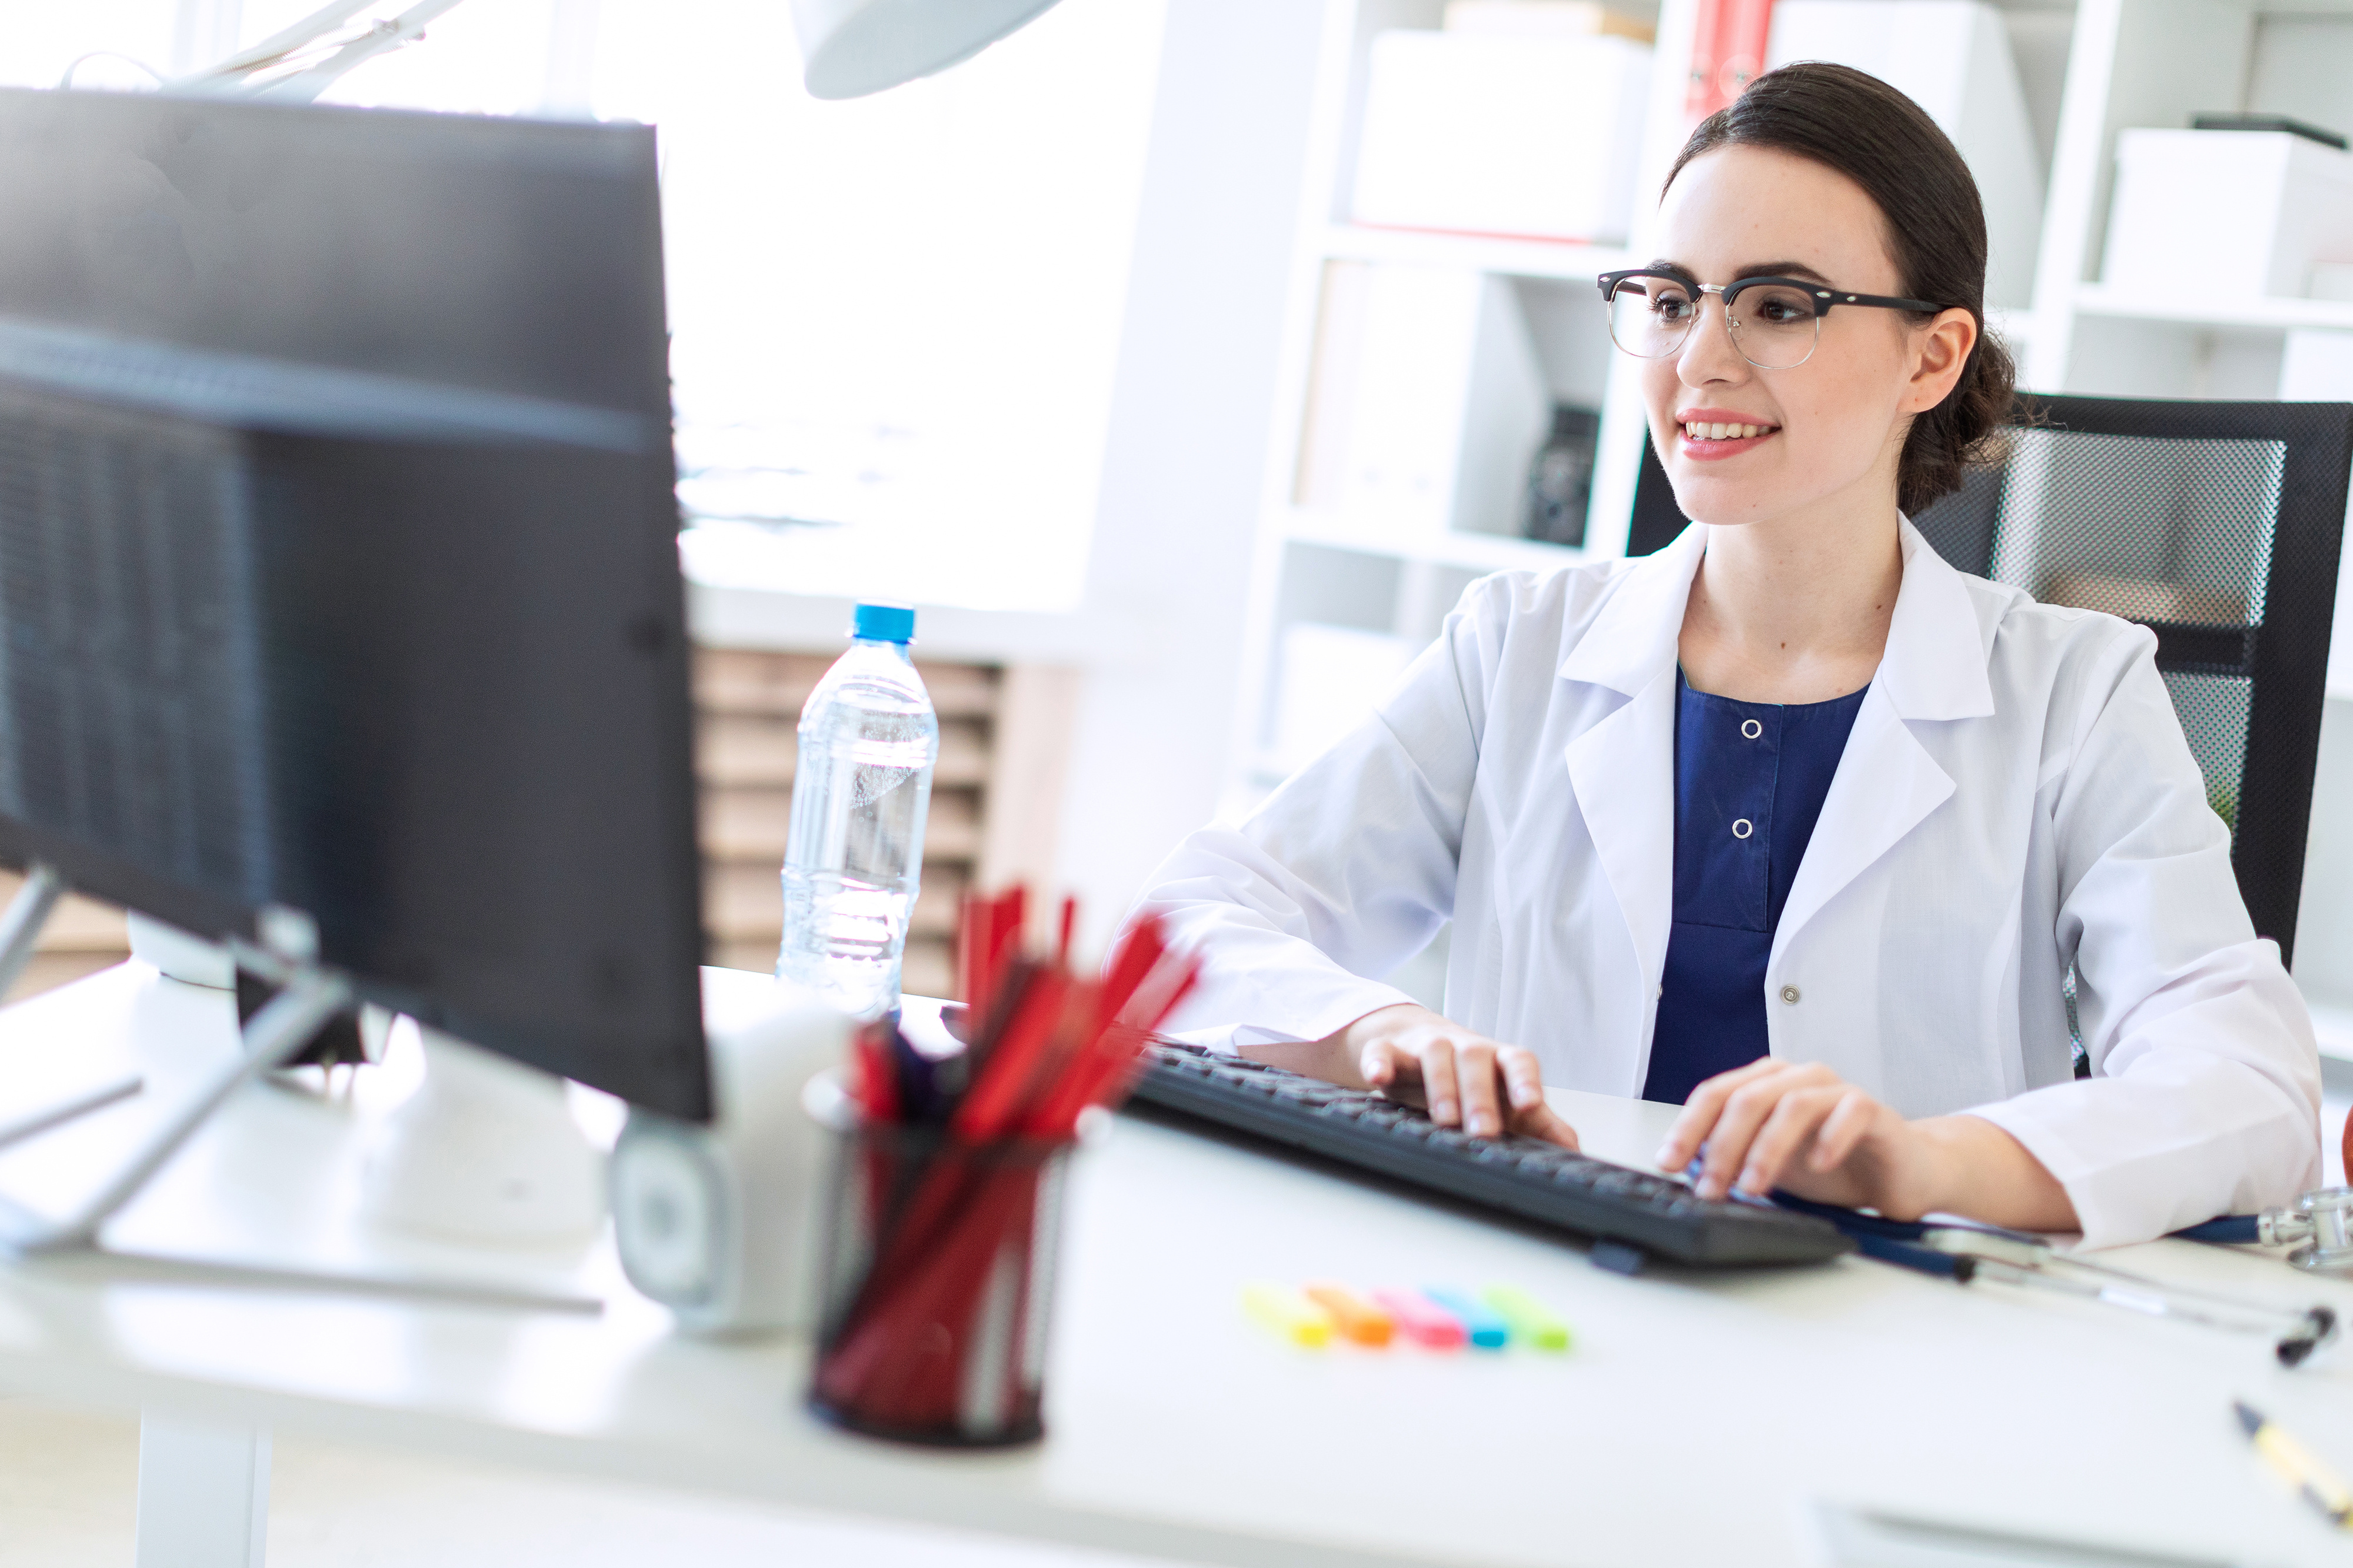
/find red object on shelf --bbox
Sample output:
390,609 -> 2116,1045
1685,0 -> 1775,121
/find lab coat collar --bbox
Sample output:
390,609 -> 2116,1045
1877,519 -> 1998,722
1557,516 -> 1997,722
1558,515 -> 1995,1005
1556,523 -> 1705,696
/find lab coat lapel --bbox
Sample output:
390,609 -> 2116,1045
1771,522 -> 1994,962
1565,667 -> 1677,991
1560,526 -> 1705,992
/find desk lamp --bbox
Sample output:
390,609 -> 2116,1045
159,0 -> 1069,102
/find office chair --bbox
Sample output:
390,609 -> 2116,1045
1627,394 -> 2353,969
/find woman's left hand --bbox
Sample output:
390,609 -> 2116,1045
1654,1058 -> 1943,1217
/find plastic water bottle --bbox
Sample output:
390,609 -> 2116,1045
778,604 -> 938,1019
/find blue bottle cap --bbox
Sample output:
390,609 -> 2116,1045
851,603 -> 916,644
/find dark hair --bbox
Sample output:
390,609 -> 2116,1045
1665,62 -> 2015,515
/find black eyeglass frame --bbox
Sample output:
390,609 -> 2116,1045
1595,268 -> 1951,364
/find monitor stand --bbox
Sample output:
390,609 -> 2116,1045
132,905 -> 605,1249
0,865 -> 349,1255
0,872 -> 606,1311
356,1024 -> 605,1249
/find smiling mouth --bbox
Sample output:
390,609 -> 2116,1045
1681,421 -> 1778,442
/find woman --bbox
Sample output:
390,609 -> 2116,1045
1130,64 -> 2319,1248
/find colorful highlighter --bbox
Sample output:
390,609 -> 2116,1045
1372,1287 -> 1468,1349
1422,1288 -> 1509,1349
1244,1283 -> 1333,1347
1481,1286 -> 1573,1351
1304,1283 -> 1394,1346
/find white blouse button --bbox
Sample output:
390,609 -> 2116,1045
1731,818 -> 1754,839
1740,719 -> 1763,740
1779,985 -> 1801,1005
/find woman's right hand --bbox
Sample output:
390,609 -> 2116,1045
1322,1004 -> 1579,1147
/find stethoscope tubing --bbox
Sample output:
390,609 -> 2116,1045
1763,1192 -> 2334,1364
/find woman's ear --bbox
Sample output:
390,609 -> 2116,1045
1903,307 -> 1978,413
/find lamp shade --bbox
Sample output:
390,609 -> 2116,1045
791,0 -> 1069,99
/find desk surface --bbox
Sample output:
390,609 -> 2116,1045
0,963 -> 2345,1567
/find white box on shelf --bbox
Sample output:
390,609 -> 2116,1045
1295,262 -> 1552,544
2102,130 -> 2353,300
1270,623 -> 1418,776
1765,1 -> 2045,308
1350,31 -> 1651,245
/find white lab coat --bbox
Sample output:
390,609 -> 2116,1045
1138,521 -> 2321,1247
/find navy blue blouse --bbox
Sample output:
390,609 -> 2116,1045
1641,672 -> 1870,1105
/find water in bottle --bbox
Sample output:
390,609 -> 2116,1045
778,603 -> 938,1019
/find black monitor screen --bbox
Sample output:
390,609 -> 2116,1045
0,89 -> 708,1120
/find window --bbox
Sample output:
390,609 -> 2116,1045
234,0 -> 1169,615
0,1 -> 177,88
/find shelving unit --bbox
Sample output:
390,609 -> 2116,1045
1227,0 -> 1693,822
1317,222 -> 1637,281
2071,283 -> 2353,336
1232,0 -> 2353,1021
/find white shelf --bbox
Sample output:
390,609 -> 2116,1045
2072,283 -> 2353,336
1317,222 -> 1636,284
1278,505 -> 1590,575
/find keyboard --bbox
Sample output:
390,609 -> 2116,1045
1125,1042 -> 1854,1270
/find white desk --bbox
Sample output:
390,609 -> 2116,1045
0,963 -> 2347,1567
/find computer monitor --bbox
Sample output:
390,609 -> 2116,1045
0,88 -> 710,1122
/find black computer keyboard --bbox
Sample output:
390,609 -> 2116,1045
1125,1042 -> 1854,1269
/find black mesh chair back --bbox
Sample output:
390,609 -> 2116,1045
1627,395 -> 2353,966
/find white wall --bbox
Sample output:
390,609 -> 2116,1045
1052,0 -> 1329,953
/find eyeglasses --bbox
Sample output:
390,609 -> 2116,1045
1595,269 -> 1948,370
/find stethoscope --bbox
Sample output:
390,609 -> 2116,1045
1694,1165 -> 2347,1367
2174,1187 -> 2353,1275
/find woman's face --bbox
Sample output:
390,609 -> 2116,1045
1640,144 -> 1972,529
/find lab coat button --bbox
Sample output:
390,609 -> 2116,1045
1779,985 -> 1801,1005
1731,818 -> 1754,839
1740,719 -> 1763,740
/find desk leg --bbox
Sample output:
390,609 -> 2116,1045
134,1412 -> 271,1568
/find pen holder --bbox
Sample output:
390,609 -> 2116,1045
806,1113 -> 1074,1447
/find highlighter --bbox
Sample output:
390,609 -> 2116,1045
2237,1400 -> 2353,1527
1243,1283 -> 1333,1348
1372,1287 -> 1468,1349
1482,1286 -> 1573,1351
1422,1288 -> 1509,1349
1304,1283 -> 1394,1346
